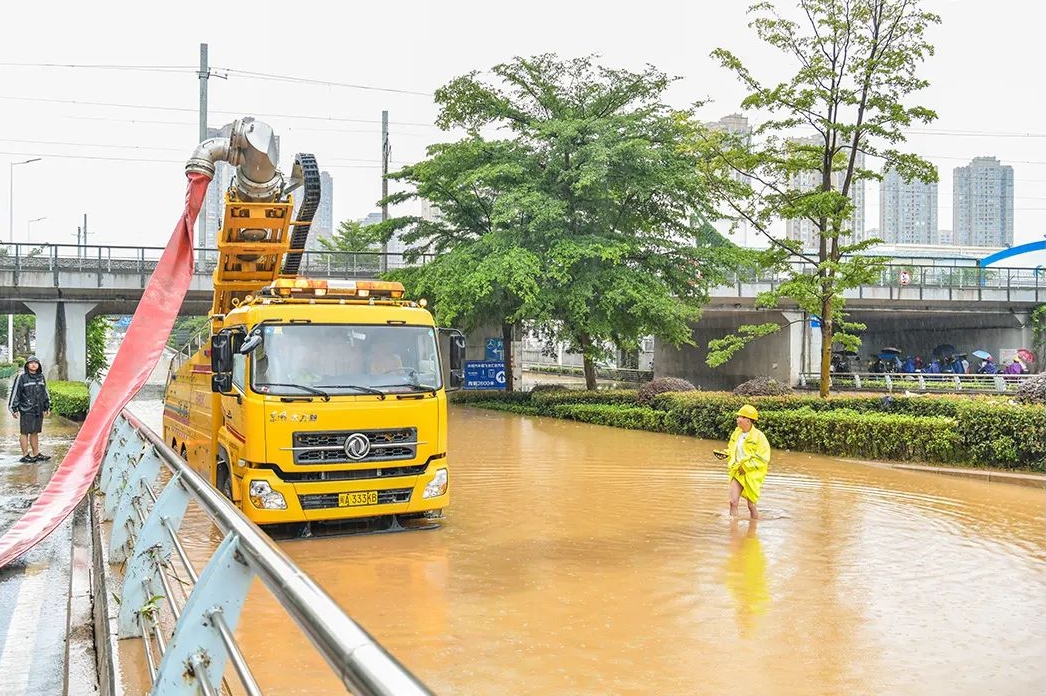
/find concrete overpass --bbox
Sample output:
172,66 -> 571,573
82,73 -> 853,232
2,242 -> 1043,384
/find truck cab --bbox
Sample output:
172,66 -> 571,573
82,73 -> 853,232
164,278 -> 465,528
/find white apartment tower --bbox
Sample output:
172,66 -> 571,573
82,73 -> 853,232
784,136 -> 865,250
706,114 -> 755,247
953,157 -> 1014,247
879,166 -> 938,244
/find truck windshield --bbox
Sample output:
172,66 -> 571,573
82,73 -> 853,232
250,323 -> 442,396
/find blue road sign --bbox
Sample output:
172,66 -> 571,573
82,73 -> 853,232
485,338 -> 504,361
464,360 -> 507,390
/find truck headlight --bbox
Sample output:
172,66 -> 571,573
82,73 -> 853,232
423,468 -> 448,499
249,480 -> 287,510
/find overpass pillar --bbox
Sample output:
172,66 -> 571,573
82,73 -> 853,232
25,301 -> 97,381
655,310 -> 817,390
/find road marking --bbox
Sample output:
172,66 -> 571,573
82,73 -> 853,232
0,560 -> 50,696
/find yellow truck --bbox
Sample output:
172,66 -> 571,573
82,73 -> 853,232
163,118 -> 464,531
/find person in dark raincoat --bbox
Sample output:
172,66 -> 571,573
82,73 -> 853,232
7,356 -> 52,462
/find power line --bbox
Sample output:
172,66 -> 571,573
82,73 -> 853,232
48,114 -> 437,137
0,61 -> 433,96
215,67 -> 433,97
0,138 -> 184,153
906,128 -> 1046,138
0,62 -> 195,73
0,95 -> 441,128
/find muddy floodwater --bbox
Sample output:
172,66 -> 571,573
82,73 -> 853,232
125,400 -> 1045,696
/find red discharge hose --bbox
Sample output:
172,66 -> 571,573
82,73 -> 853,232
0,172 -> 212,568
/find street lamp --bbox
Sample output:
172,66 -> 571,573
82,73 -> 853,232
26,216 -> 46,242
7,157 -> 42,362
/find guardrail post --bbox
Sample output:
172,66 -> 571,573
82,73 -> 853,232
109,446 -> 164,561
993,375 -> 1006,392
917,374 -> 926,390
854,373 -> 862,389
102,442 -> 148,520
117,473 -> 192,637
954,375 -> 962,390
101,416 -> 136,492
884,374 -> 893,391
150,534 -> 254,696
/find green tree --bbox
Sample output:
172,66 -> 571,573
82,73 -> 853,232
379,54 -> 730,389
697,0 -> 939,397
86,315 -> 112,381
319,219 -> 383,253
0,315 -> 36,359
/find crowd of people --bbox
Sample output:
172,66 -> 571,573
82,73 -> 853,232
832,349 -> 1033,376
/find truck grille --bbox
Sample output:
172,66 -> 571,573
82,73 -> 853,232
298,487 -> 413,510
291,428 -> 418,464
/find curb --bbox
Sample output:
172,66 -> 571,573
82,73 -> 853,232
65,499 -> 100,696
891,464 -> 1045,489
89,492 -> 123,696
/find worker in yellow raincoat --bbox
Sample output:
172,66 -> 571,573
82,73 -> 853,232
722,404 -> 771,519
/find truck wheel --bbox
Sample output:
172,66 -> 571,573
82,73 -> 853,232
216,464 -> 233,501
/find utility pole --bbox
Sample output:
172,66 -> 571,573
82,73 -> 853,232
381,109 -> 389,273
75,213 -> 91,257
197,43 -> 209,271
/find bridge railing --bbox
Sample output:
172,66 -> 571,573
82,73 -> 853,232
3,242 -> 1043,291
719,261 -> 1043,291
798,370 -> 1037,393
98,408 -> 433,696
0,242 -> 435,286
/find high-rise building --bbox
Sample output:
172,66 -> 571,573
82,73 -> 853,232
952,156 -> 1014,247
706,114 -> 755,247
879,166 -> 937,244
299,171 -> 334,250
784,136 -> 865,250
201,125 -> 282,256
201,127 -> 235,257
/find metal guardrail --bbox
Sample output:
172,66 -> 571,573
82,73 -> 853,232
0,242 -> 435,287
99,409 -> 433,696
2,242 -> 1043,292
799,370 -> 1038,393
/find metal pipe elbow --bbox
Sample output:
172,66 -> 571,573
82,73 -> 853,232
184,117 -> 282,201
185,138 -> 231,178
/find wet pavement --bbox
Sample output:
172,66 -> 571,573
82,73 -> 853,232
121,399 -> 1046,696
0,404 -> 81,696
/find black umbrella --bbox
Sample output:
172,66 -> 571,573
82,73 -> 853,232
933,344 -> 956,358
880,346 -> 902,354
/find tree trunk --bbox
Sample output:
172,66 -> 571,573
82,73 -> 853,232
501,322 -> 514,392
579,331 -> 597,390
819,297 -> 834,398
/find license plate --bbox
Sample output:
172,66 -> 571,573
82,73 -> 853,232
338,491 -> 378,507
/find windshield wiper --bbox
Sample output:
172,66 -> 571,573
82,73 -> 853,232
370,382 -> 438,394
255,382 -> 331,401
315,384 -> 387,400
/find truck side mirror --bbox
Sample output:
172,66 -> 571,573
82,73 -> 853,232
211,332 -> 232,374
449,334 -> 466,370
211,372 -> 232,393
439,329 -> 467,392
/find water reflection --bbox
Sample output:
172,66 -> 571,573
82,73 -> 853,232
725,520 -> 769,637
123,399 -> 1045,696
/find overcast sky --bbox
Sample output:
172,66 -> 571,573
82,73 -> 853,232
1,0 -> 1044,266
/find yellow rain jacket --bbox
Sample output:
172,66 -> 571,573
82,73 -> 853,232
726,425 -> 771,503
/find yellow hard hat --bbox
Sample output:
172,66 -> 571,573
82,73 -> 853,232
737,404 -> 759,421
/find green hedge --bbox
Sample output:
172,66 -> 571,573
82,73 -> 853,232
532,389 -> 639,406
452,389 -> 1045,470
49,381 -> 90,420
758,408 -> 962,463
550,403 -> 667,431
0,364 -> 18,379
